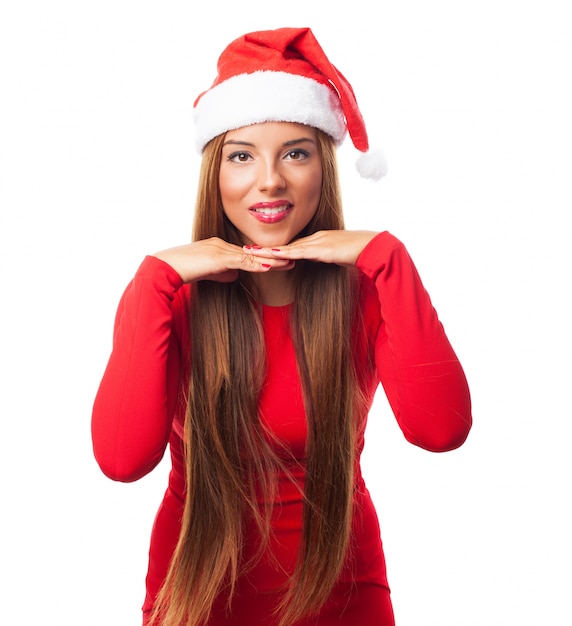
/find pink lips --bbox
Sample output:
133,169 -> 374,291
249,201 -> 293,224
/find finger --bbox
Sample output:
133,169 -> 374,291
242,245 -> 298,263
271,260 -> 296,272
269,231 -> 377,266
243,244 -> 304,261
236,249 -> 294,273
269,242 -> 324,262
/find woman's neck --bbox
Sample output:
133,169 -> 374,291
252,269 -> 295,306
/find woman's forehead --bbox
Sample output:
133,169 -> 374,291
224,121 -> 317,142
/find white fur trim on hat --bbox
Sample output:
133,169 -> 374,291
193,70 -> 347,152
355,149 -> 388,181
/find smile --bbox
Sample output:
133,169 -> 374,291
249,203 -> 293,224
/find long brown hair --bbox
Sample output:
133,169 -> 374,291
150,129 -> 362,626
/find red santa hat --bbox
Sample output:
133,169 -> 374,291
193,27 -> 387,181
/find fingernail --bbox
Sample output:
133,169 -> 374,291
271,248 -> 281,253
261,263 -> 271,269
243,245 -> 252,250
251,245 -> 262,250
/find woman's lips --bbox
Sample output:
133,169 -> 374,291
249,202 -> 293,224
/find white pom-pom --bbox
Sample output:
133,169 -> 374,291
355,149 -> 388,181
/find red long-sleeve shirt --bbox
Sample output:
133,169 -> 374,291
92,231 -> 472,624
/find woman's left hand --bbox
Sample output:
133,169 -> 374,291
243,230 -> 379,266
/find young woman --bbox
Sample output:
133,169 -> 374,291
92,27 -> 472,626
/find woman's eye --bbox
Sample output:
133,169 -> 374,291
285,149 -> 309,161
228,151 -> 252,163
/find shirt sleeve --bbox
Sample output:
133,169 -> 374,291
91,256 -> 185,482
356,231 -> 472,452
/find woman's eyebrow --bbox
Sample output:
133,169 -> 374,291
222,140 -> 255,147
282,137 -> 317,147
222,137 -> 317,148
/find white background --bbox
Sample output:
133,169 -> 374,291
1,1 -> 570,624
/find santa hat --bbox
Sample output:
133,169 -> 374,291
193,27 -> 387,181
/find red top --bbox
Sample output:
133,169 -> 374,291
92,232 -> 472,624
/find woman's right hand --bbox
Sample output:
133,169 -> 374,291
152,237 -> 294,284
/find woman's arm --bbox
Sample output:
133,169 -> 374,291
241,229 -> 472,451
92,237 -> 294,482
357,231 -> 472,452
91,256 -> 185,482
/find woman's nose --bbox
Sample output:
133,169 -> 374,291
257,159 -> 286,192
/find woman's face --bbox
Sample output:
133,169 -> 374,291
219,122 -> 323,247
